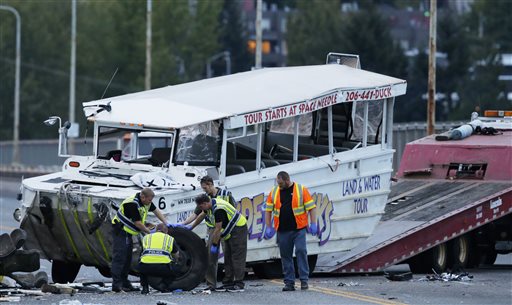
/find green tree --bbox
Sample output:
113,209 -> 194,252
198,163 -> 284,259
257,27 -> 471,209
216,0 -> 251,74
286,0 -> 343,66
452,0 -> 512,117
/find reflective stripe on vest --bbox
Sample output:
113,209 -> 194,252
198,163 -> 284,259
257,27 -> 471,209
111,194 -> 148,235
140,232 -> 174,264
271,183 -> 308,230
205,189 -> 233,228
212,199 -> 246,240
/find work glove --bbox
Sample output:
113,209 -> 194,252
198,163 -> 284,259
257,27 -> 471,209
182,224 -> 193,230
309,223 -> 318,236
264,226 -> 275,239
166,223 -> 176,228
210,244 -> 219,255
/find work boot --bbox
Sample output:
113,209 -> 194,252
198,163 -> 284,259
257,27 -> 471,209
141,285 -> 149,295
122,282 -> 140,292
301,282 -> 308,290
282,284 -> 295,291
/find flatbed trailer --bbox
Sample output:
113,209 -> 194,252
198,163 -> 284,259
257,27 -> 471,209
317,180 -> 512,273
318,113 -> 512,274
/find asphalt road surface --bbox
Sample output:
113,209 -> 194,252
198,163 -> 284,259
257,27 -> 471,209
1,177 -> 511,305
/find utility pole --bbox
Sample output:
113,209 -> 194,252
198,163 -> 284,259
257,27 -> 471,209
255,0 -> 262,69
69,0 -> 76,125
0,5 -> 21,164
145,0 -> 152,90
427,0 -> 437,135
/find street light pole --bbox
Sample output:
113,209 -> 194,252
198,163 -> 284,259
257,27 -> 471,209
145,0 -> 152,90
255,0 -> 262,69
0,5 -> 21,164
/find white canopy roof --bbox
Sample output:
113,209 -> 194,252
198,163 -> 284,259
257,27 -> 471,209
83,64 -> 406,129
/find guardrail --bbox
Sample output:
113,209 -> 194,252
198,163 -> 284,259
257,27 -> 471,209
0,121 -> 464,176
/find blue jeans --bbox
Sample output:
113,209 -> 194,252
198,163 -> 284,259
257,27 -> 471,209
277,228 -> 308,286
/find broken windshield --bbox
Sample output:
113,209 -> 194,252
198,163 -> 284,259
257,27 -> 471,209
174,121 -> 220,165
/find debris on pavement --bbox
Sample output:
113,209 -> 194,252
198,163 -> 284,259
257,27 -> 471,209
418,272 -> 474,282
338,281 -> 362,287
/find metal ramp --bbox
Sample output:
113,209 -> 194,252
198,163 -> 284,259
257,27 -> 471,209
316,180 -> 512,273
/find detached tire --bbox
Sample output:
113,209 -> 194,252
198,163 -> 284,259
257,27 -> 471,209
52,260 -> 81,283
147,227 -> 207,291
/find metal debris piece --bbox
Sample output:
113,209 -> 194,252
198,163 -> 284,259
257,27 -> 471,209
385,272 -> 413,281
338,281 -> 361,287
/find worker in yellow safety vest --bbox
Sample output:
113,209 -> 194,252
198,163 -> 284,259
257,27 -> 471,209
195,194 -> 247,292
138,223 -> 179,294
111,188 -> 169,292
179,176 -> 237,291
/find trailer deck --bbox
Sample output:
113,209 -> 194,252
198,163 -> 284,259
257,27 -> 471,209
316,179 -> 512,273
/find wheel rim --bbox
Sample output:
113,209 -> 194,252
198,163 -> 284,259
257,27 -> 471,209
458,237 -> 468,263
437,244 -> 447,267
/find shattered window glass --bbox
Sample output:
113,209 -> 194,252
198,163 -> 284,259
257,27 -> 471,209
175,121 -> 220,164
351,101 -> 383,144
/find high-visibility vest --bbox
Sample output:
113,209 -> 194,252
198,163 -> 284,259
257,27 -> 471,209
211,198 -> 247,240
205,189 -> 234,228
111,194 -> 149,235
140,232 -> 175,264
264,183 -> 315,230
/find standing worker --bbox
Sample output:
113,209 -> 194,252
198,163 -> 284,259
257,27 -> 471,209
195,193 -> 247,292
264,171 -> 317,291
179,176 -> 237,291
111,188 -> 169,292
138,223 -> 179,294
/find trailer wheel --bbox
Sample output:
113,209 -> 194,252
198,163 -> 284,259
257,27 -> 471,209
51,260 -> 81,283
147,227 -> 207,291
409,243 -> 447,274
448,235 -> 470,271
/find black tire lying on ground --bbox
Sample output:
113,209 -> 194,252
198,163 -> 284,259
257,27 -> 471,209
51,260 -> 81,284
147,227 -> 207,291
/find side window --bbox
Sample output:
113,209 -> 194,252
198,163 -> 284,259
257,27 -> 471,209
351,102 -> 383,145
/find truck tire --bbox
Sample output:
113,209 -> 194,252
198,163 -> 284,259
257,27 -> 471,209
409,243 -> 447,274
252,260 -> 282,279
147,227 -> 207,291
51,260 -> 81,283
97,266 -> 112,278
479,245 -> 497,266
448,235 -> 470,271
252,255 -> 317,279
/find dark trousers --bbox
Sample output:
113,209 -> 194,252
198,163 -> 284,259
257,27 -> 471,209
111,228 -> 134,288
205,227 -> 231,288
222,225 -> 248,288
277,228 -> 308,286
137,262 -> 176,291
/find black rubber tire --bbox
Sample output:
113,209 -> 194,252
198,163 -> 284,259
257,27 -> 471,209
252,260 -> 283,279
448,235 -> 471,271
147,227 -> 207,291
51,260 -> 81,283
480,245 -> 498,266
409,243 -> 448,274
97,266 -> 112,278
252,255 -> 318,279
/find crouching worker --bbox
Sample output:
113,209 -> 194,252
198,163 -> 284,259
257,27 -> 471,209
138,223 -> 179,294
